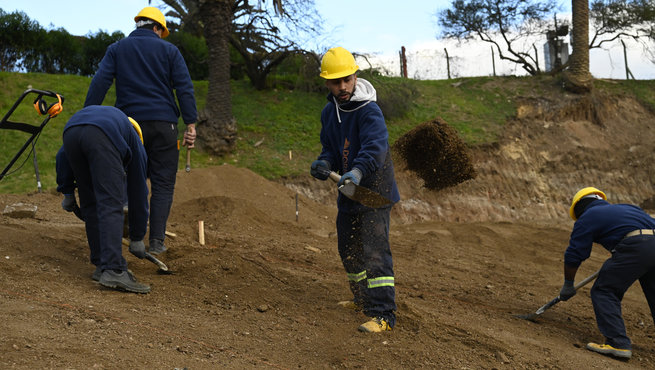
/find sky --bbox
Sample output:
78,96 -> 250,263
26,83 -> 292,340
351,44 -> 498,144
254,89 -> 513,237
1,0 -> 653,79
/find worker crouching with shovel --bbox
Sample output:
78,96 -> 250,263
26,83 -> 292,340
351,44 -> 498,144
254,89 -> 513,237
310,47 -> 400,333
56,105 -> 151,293
560,187 -> 655,360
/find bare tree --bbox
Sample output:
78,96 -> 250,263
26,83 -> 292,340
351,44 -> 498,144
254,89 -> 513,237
590,0 -> 655,47
438,0 -> 561,76
230,0 -> 321,90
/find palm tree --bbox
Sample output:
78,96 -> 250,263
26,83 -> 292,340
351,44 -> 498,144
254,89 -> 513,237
196,0 -> 237,155
563,0 -> 593,93
157,0 -> 284,155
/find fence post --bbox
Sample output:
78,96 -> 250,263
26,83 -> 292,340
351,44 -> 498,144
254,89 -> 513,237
621,39 -> 635,80
444,48 -> 451,79
533,44 -> 539,72
400,46 -> 408,78
491,46 -> 496,76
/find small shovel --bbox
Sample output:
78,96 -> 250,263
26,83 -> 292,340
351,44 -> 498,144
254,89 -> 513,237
185,147 -> 191,172
517,268 -> 600,322
325,170 -> 392,208
122,238 -> 172,274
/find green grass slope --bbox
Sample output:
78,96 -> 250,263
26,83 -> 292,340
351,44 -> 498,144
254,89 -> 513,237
1,71 -> 653,194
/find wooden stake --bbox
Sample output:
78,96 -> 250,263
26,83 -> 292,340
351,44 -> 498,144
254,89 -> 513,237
198,220 -> 205,245
165,230 -> 177,239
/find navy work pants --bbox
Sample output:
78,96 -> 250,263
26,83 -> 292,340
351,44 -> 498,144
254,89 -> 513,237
337,207 -> 396,327
591,234 -> 655,349
141,120 -> 179,242
63,125 -> 127,271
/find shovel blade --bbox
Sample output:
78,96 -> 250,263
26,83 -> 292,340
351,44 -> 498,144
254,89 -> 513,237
144,252 -> 172,274
338,182 -> 393,208
325,170 -> 392,208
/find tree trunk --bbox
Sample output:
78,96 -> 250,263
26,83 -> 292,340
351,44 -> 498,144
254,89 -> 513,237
564,0 -> 593,93
197,0 -> 237,155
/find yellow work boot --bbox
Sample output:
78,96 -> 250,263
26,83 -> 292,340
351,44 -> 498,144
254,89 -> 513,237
337,300 -> 362,311
586,343 -> 632,359
358,317 -> 391,333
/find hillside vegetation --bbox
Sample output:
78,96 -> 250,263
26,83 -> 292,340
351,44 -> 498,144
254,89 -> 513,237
1,71 -> 654,194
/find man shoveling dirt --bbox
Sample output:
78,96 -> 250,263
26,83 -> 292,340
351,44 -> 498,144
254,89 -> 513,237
310,47 -> 400,333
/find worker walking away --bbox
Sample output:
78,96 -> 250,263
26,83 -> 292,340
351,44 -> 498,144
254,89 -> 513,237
560,187 -> 655,360
310,47 -> 400,333
56,105 -> 150,294
84,6 -> 197,256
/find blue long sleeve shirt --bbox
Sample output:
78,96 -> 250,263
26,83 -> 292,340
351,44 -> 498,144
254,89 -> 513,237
56,105 -> 150,240
318,78 -> 400,213
84,29 -> 197,125
564,200 -> 655,267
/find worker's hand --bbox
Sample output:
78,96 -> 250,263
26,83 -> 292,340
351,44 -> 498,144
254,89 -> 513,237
559,280 -> 576,301
62,194 -> 77,212
182,123 -> 196,148
338,168 -> 362,187
310,160 -> 331,180
128,240 -> 147,259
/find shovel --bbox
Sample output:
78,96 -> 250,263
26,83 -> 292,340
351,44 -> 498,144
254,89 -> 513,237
324,170 -> 392,208
517,268 -> 600,321
185,147 -> 191,172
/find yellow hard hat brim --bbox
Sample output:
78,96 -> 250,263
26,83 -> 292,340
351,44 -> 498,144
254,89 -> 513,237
128,117 -> 144,144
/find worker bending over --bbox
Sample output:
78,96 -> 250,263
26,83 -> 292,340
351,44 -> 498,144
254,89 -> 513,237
560,187 -> 655,359
56,105 -> 150,293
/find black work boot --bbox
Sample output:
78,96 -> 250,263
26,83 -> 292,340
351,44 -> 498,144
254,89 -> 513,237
149,238 -> 167,255
99,270 -> 150,294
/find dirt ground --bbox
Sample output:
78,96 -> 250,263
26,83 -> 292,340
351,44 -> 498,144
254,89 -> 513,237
2,90 -> 655,369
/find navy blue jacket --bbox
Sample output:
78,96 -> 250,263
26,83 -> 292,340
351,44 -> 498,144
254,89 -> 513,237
56,105 -> 149,239
565,200 -> 655,267
84,29 -> 197,125
318,78 -> 400,213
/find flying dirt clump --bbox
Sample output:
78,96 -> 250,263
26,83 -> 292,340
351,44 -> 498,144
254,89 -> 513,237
394,117 -> 475,190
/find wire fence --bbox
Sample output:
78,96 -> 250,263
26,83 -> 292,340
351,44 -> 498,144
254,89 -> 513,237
356,37 -> 655,81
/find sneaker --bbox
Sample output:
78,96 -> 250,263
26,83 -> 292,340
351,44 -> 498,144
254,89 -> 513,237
149,239 -> 167,255
99,270 -> 150,294
586,343 -> 632,359
337,300 -> 363,311
358,317 -> 392,333
91,266 -> 102,281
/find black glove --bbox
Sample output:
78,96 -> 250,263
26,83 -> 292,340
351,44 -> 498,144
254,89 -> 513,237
310,160 -> 330,180
338,168 -> 362,187
129,240 -> 147,259
62,194 -> 77,212
559,279 -> 576,301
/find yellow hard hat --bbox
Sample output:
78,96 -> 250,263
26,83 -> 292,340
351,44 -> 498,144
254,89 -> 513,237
135,7 -> 169,38
320,47 -> 359,79
128,117 -> 144,144
569,187 -> 606,220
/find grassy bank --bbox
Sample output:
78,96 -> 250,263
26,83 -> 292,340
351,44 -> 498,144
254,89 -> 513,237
1,71 -> 653,194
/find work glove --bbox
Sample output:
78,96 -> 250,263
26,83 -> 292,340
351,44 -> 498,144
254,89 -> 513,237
310,160 -> 331,180
338,168 -> 362,187
62,194 -> 77,212
129,240 -> 147,259
559,279 -> 576,301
